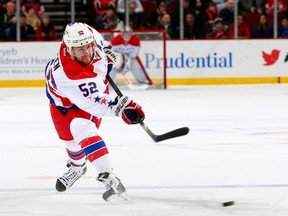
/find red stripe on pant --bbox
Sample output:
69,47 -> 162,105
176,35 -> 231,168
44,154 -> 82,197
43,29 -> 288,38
80,136 -> 109,162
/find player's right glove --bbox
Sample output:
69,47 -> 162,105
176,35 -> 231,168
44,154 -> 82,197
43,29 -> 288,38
111,95 -> 145,125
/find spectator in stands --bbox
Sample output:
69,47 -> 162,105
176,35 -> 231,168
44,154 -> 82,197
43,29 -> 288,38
1,1 -> 16,40
117,0 -> 145,29
93,0 -> 116,17
194,0 -> 208,26
238,0 -> 264,15
0,0 -> 7,40
220,0 -> 235,29
95,5 -> 122,30
26,7 -> 41,30
116,0 -> 143,20
21,0 -> 45,18
8,13 -> 35,41
229,14 -> 251,39
36,14 -> 56,40
172,0 -> 194,31
149,0 -> 168,28
212,0 -> 226,12
206,2 -> 220,26
156,13 -> 176,39
154,0 -> 173,5
278,16 -> 288,38
116,0 -> 143,14
265,0 -> 287,14
184,12 -> 205,39
207,17 -> 229,39
251,14 -> 273,38
205,1 -> 220,34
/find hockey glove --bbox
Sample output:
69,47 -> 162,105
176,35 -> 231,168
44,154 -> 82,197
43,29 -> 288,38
111,96 -> 145,124
104,48 -> 117,74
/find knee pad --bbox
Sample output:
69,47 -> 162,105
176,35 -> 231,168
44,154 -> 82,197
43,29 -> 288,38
70,118 -> 108,162
70,118 -> 99,144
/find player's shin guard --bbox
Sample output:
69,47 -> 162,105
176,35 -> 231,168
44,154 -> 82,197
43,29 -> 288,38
80,136 -> 109,164
64,141 -> 87,166
97,172 -> 129,203
80,136 -> 128,202
55,160 -> 87,192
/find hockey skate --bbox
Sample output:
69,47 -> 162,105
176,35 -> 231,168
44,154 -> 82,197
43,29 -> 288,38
97,172 -> 130,203
55,160 -> 87,192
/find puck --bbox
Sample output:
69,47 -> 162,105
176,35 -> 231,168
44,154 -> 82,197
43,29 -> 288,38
222,201 -> 235,207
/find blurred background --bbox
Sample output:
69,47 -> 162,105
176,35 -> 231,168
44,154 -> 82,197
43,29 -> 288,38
0,0 -> 287,88
0,0 -> 286,41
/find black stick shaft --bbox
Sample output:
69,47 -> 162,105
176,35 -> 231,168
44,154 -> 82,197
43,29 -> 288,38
106,74 -> 189,142
107,74 -> 123,97
106,74 -> 159,141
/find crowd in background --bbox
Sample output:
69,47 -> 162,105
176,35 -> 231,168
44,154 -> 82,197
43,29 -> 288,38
90,0 -> 288,39
0,0 -> 56,41
1,0 -> 288,41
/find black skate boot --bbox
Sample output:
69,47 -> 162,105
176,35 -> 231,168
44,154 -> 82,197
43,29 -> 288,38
55,160 -> 87,192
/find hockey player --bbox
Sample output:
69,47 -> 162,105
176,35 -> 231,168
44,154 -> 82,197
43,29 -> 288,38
109,26 -> 152,87
45,22 -> 145,203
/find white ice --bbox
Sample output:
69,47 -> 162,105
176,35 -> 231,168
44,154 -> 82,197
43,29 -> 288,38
1,84 -> 288,216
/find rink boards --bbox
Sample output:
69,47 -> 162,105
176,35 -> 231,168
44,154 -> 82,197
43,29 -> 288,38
0,39 -> 287,87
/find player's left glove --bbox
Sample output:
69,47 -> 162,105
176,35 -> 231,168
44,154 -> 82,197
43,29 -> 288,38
111,95 -> 145,124
104,48 -> 117,74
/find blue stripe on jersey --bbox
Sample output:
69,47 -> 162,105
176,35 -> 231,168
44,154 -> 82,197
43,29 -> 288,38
46,84 -> 79,111
46,84 -> 56,105
44,60 -> 52,76
83,140 -> 106,156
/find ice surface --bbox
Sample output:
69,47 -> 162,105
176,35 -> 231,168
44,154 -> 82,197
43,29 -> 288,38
1,84 -> 288,216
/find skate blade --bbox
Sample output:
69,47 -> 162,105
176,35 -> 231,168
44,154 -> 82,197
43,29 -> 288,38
106,192 -> 130,204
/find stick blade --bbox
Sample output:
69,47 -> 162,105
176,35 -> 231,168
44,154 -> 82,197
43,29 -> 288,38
154,127 -> 189,142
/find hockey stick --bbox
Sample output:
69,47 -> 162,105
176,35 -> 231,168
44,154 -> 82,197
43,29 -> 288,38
107,74 -> 189,142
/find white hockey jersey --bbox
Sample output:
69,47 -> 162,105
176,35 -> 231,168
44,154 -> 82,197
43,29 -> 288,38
45,27 -> 114,118
110,34 -> 140,58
